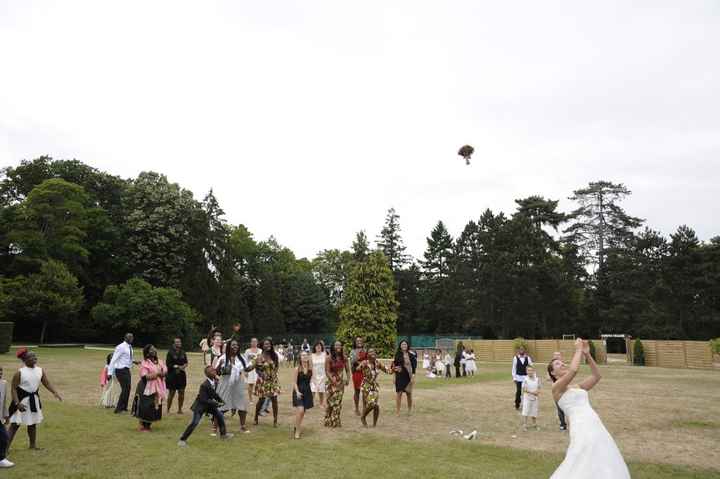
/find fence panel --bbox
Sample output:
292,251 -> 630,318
642,340 -> 658,367
656,341 -> 686,368
534,340 -> 559,363
684,341 -> 713,369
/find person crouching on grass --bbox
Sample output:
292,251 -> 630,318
7,348 -> 63,451
521,366 -> 540,431
178,365 -> 234,446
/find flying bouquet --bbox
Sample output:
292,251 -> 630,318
458,144 -> 474,165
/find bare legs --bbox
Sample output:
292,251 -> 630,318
395,392 -> 413,416
238,411 -> 248,431
7,424 -> 39,449
353,388 -> 361,415
254,396 -> 278,427
167,390 -> 175,413
294,406 -> 305,438
314,392 -> 326,408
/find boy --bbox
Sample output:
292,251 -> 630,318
178,365 -> 234,446
521,366 -> 540,431
0,367 -> 14,468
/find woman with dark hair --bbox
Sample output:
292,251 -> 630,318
7,348 -> 62,451
393,339 -> 417,416
166,337 -> 188,414
324,340 -> 350,428
548,339 -> 629,478
214,339 -> 252,432
349,336 -> 367,416
131,344 -> 167,431
253,338 -> 281,427
310,341 -> 327,408
358,348 -> 391,427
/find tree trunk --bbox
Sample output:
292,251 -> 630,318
40,320 -> 48,345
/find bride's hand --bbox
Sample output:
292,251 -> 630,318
581,340 -> 590,356
575,338 -> 584,350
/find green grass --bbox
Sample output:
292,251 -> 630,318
1,347 -> 718,478
672,420 -> 720,429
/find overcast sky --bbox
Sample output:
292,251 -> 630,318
1,1 -> 718,260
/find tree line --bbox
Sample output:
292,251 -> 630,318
0,157 -> 717,347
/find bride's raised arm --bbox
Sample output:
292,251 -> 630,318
552,338 -> 584,401
579,341 -> 602,391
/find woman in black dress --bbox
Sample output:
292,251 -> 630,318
166,337 -> 188,414
292,351 -> 314,439
132,344 -> 167,431
393,340 -> 417,416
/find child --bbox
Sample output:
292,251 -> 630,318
444,351 -> 453,378
99,353 -> 117,408
521,366 -> 540,431
0,367 -> 14,468
178,365 -> 234,446
434,351 -> 445,376
465,349 -> 477,376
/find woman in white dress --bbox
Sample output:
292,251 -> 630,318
422,352 -> 431,371
7,348 -> 62,450
465,350 -> 477,376
244,338 -> 261,403
548,339 -> 630,479
434,350 -> 445,376
213,339 -> 251,432
310,342 -> 327,408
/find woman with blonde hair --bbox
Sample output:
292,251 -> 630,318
292,351 -> 314,439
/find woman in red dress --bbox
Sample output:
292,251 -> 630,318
350,336 -> 367,416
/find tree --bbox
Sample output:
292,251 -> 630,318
351,230 -> 370,262
253,272 -> 285,335
421,221 -> 454,279
91,278 -> 199,346
9,178 -> 93,268
0,260 -> 84,343
311,248 -> 354,306
564,181 -> 644,270
336,250 -> 398,356
376,208 -> 410,271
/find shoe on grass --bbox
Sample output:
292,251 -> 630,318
177,440 -> 188,447
219,433 -> 235,440
0,459 -> 15,468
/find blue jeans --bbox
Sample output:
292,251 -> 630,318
180,407 -> 226,441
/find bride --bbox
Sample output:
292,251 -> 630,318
548,338 -> 630,479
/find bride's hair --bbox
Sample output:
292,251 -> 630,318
547,361 -> 558,382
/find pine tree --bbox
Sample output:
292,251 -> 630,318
336,250 -> 398,356
376,207 -> 410,271
422,221 -> 454,279
351,230 -> 369,262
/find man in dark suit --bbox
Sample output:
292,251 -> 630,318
177,365 -> 234,446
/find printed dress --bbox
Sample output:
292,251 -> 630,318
359,360 -> 389,408
324,356 -> 346,428
253,357 -> 281,399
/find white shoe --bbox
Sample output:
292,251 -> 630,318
0,459 -> 15,468
464,430 -> 477,440
219,433 -> 235,440
177,440 -> 188,447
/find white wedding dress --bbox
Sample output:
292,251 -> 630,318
551,388 -> 630,478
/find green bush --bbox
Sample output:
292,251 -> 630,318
711,338 -> 720,355
0,322 -> 13,354
513,337 -> 530,353
633,338 -> 645,366
588,339 -> 597,361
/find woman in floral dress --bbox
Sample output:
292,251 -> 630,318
358,348 -> 391,427
253,338 -> 281,427
323,340 -> 350,428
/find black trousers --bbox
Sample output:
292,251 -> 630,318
180,408 -> 226,441
114,367 -> 131,413
445,365 -> 452,378
0,421 -> 8,461
514,381 -> 524,409
556,402 -> 567,428
454,364 -> 461,377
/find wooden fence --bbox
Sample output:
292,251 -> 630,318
442,339 -> 608,364
626,339 -> 714,369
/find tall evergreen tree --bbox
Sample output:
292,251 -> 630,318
351,230 -> 369,262
376,207 -> 410,271
336,250 -> 398,355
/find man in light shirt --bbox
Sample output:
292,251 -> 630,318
108,333 -> 139,414
511,346 -> 533,411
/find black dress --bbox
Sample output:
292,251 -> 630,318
394,351 -> 417,393
131,377 -> 162,424
292,369 -> 314,410
165,348 -> 188,391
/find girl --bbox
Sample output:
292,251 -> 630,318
466,349 -> 477,376
422,351 -> 431,372
357,348 -> 391,427
244,338 -> 261,403
310,341 -> 327,408
393,340 -> 417,416
99,353 -> 118,408
324,340 -> 350,428
214,339 -> 252,432
548,339 -> 630,478
444,351 -> 453,378
521,366 -> 540,431
292,351 -> 314,439
253,338 -> 281,427
434,350 -> 445,376
7,348 -> 63,450
132,344 -> 167,431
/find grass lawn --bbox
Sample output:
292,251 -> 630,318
1,347 -> 718,478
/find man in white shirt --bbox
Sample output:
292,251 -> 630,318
108,333 -> 138,414
511,346 -> 533,411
